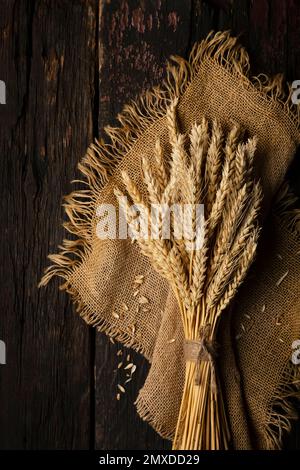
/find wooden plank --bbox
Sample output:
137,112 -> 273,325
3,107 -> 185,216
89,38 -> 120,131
95,0 -> 193,450
0,0 -> 97,449
189,0 -> 300,449
95,0 -> 300,449
0,0 -> 298,451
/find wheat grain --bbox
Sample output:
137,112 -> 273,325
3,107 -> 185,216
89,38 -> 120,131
276,270 -> 289,286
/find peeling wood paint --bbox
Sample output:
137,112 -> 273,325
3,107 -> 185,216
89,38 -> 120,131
168,11 -> 180,31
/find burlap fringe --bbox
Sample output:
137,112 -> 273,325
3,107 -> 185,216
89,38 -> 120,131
39,31 -> 300,446
265,361 -> 300,449
263,184 -> 300,450
135,397 -> 175,441
275,182 -> 300,237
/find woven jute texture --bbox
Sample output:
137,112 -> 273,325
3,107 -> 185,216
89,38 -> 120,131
40,31 -> 300,449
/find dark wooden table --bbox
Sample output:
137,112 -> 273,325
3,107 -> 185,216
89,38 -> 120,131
0,0 -> 299,450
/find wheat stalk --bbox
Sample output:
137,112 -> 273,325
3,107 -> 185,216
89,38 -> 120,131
114,98 -> 262,450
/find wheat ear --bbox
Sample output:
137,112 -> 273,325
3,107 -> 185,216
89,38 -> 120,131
206,183 -> 261,308
209,183 -> 249,276
215,231 -> 259,318
205,120 -> 223,212
154,138 -> 169,193
190,118 -> 209,201
142,156 -> 162,205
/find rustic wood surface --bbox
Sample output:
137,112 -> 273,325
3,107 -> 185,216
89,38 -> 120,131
0,0 -> 299,450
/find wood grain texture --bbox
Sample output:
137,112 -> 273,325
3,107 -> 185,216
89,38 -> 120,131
95,0 -> 192,450
0,0 -> 299,450
94,0 -> 300,450
0,0 -> 97,449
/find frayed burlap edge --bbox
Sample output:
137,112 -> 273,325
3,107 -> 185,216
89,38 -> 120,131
263,183 -> 300,450
135,395 -> 175,441
39,30 -> 300,443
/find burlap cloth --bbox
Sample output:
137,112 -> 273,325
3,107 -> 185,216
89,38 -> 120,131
40,31 -> 300,449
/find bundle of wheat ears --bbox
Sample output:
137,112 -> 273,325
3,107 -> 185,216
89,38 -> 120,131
114,98 -> 262,450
